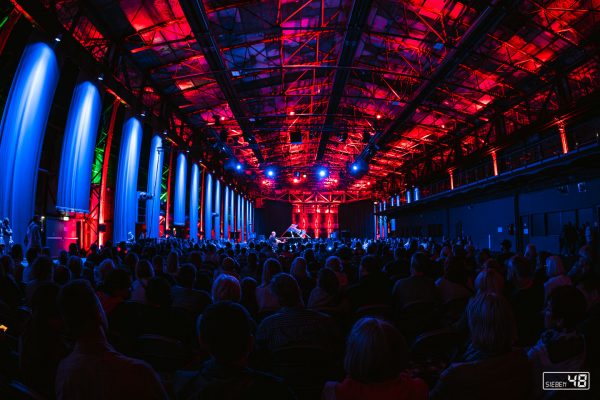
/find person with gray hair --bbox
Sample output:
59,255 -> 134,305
431,292 -> 533,399
322,317 -> 427,400
256,273 -> 339,353
211,274 -> 241,302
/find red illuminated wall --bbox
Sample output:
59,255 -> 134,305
292,203 -> 339,239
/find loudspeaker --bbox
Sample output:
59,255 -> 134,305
289,130 -> 302,144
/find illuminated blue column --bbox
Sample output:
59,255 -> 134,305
230,188 -> 235,239
224,186 -> 230,240
237,193 -> 242,241
145,135 -> 163,238
214,179 -> 221,239
396,194 -> 401,206
373,203 -> 378,239
246,199 -> 251,240
382,200 -> 387,239
114,117 -> 143,243
379,202 -> 384,239
0,41 -> 60,246
204,172 -> 213,239
174,152 -> 187,226
414,187 -> 420,201
57,80 -> 102,213
189,163 -> 199,242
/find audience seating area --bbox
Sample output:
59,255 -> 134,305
0,236 -> 599,399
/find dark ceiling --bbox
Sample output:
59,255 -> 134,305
45,0 -> 600,198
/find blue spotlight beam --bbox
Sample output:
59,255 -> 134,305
57,80 -> 103,213
0,40 -> 60,246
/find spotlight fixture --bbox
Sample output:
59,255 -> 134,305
97,73 -> 104,81
318,168 -> 328,178
293,178 -> 299,183
293,171 -> 301,178
352,164 -> 359,172
54,34 -> 63,42
236,163 -> 242,171
266,168 -> 275,178
376,114 -> 382,119
140,111 -> 146,118
289,111 -> 295,116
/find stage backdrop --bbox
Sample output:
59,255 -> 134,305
255,200 -> 292,240
339,200 -> 374,239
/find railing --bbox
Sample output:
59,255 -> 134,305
401,130 -> 599,204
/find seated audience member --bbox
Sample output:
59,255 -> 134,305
96,268 -> 131,316
55,280 -> 167,399
430,293 -> 533,399
256,273 -> 339,353
240,277 -> 259,318
474,268 -> 504,295
325,255 -> 349,288
25,255 -> 54,305
323,317 -> 427,400
174,302 -> 294,399
94,258 -> 116,289
215,256 -> 241,280
435,256 -> 473,304
528,286 -> 587,392
22,247 -> 41,283
212,274 -> 242,302
20,282 -> 69,398
256,258 -> 282,314
171,263 -> 211,315
507,256 -> 544,346
346,255 -> 393,311
66,255 -> 83,279
10,244 -> 25,282
568,245 -> 594,283
308,267 -> 342,309
290,256 -> 315,303
392,252 -> 437,310
130,259 -> 154,303
0,254 -> 22,308
544,255 -> 571,300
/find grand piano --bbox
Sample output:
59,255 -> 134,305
279,224 -> 310,244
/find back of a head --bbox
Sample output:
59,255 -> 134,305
221,257 -> 238,272
58,280 -> 104,338
54,265 -> 70,286
548,285 -> 587,330
410,252 -> 430,275
0,255 -> 15,276
146,276 -> 173,307
31,281 -> 60,316
345,317 -> 408,383
467,292 -> 515,355
261,258 -> 282,285
123,252 -> 139,270
270,273 -> 302,307
32,255 -> 53,281
317,267 -> 339,294
290,257 -> 308,278
67,256 -> 82,278
167,251 -> 179,273
135,259 -> 155,280
26,247 -> 40,265
212,274 -> 241,302
177,263 -> 196,288
444,256 -> 468,285
360,255 -> 380,276
475,268 -> 504,294
199,301 -> 252,364
325,256 -> 342,272
508,255 -> 533,281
